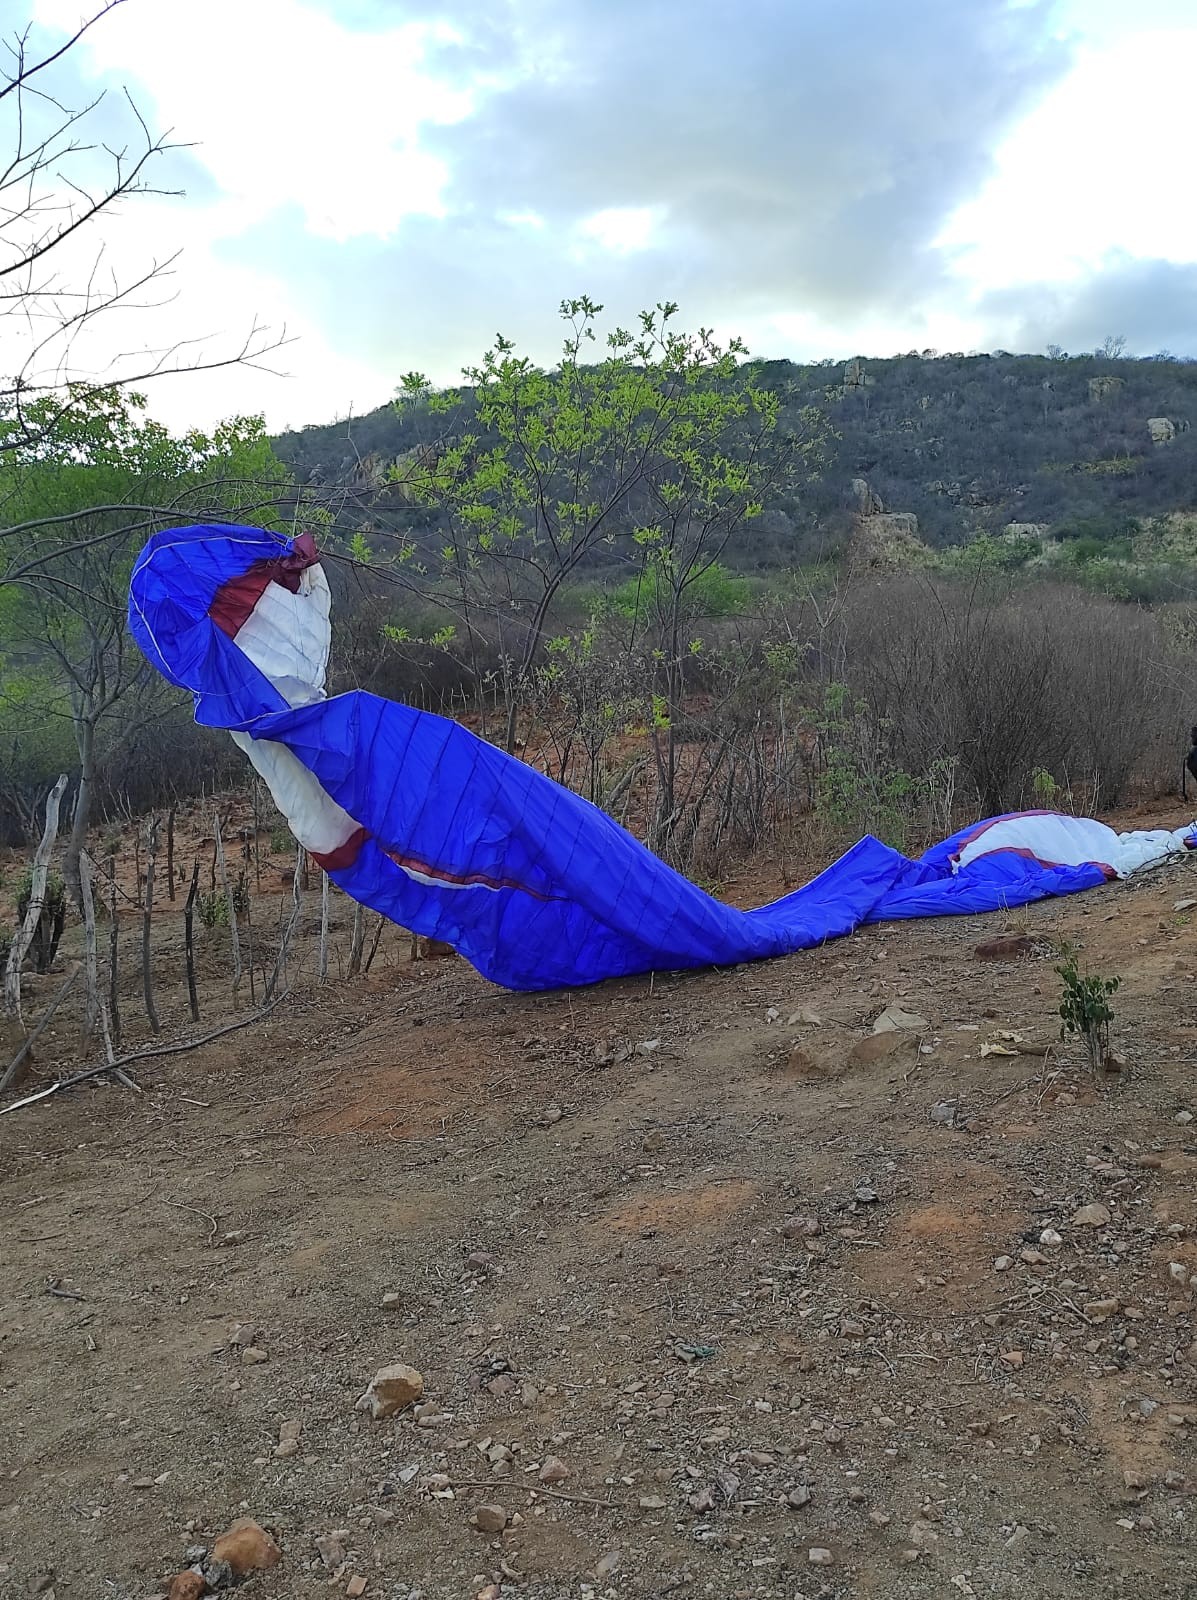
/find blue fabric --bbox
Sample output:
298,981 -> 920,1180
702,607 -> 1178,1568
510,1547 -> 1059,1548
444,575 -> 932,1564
128,525 -> 1120,991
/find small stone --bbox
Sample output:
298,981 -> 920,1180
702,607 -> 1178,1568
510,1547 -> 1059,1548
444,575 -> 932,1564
1072,1203 -> 1112,1227
474,1505 -> 509,1534
787,1486 -> 812,1509
994,1255 -> 1014,1272
240,1347 -> 268,1366
228,1324 -> 256,1349
930,1101 -> 957,1125
909,1519 -> 939,1550
999,1350 -> 1024,1369
274,1439 -> 299,1459
1039,1228 -> 1063,1249
357,1362 -> 424,1420
466,1250 -> 494,1271
808,1548 -> 834,1566
595,1551 -> 622,1579
1004,1524 -> 1029,1553
1175,1111 -> 1194,1125
1083,1297 -> 1120,1320
210,1518 -> 281,1576
316,1534 -> 346,1571
167,1576 -> 206,1600
869,1510 -> 892,1527
538,1456 -> 570,1484
345,1578 -> 367,1598
475,1587 -> 501,1600
638,1495 -> 667,1510
381,1293 -> 401,1309
278,1418 -> 302,1444
1168,1263 -> 1190,1287
1020,1249 -> 1048,1266
203,1559 -> 233,1591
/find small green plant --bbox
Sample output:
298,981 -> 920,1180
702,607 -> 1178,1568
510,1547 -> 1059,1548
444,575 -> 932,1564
1056,944 -> 1120,1076
196,890 -> 229,930
270,824 -> 293,854
1031,767 -> 1059,806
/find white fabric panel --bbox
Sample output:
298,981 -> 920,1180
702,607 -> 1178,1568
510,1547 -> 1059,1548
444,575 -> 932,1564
231,729 -> 359,857
234,563 -> 332,708
955,813 -> 1195,878
233,564 -> 357,857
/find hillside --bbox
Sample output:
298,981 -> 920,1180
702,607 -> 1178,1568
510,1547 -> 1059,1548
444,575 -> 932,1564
273,351 -> 1197,568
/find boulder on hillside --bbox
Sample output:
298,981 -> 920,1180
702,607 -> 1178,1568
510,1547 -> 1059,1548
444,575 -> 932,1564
1004,522 -> 1050,542
847,476 -> 884,516
1148,416 -> 1176,445
1088,375 -> 1124,403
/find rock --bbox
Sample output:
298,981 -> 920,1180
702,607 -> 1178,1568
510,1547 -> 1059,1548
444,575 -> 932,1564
689,1485 -> 716,1513
909,1519 -> 939,1550
167,1575 -> 206,1600
1020,1248 -> 1049,1266
595,1551 -> 622,1579
346,1578 -> 367,1598
1004,523 -> 1049,543
1073,1203 -> 1112,1227
466,1250 -> 494,1271
638,1495 -> 667,1510
475,1587 -> 500,1600
538,1456 -> 570,1484
994,1255 -> 1014,1272
787,1486 -> 812,1509
316,1534 -> 346,1570
278,1418 -> 302,1444
210,1518 -> 281,1577
202,1559 -> 233,1591
975,935 -> 1033,961
808,1547 -> 834,1566
273,1439 -> 298,1459
930,1101 -> 957,1125
850,1031 -> 912,1063
228,1323 -> 256,1349
849,476 -> 884,515
999,1350 -> 1024,1368
1084,1298 -> 1120,1320
1148,417 -> 1176,445
1004,1524 -> 1029,1553
357,1362 -> 424,1419
1039,1228 -> 1063,1249
240,1347 -> 268,1366
1168,1262 -> 1190,1287
779,1214 -> 821,1240
872,1002 -> 929,1034
1088,375 -> 1124,403
474,1505 -> 509,1534
381,1292 -> 401,1309
1176,1110 -> 1194,1125
787,1007 -> 823,1026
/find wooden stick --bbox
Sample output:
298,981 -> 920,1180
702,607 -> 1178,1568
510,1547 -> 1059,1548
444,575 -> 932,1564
108,873 -> 121,1052
265,845 -> 301,1002
0,964 -> 80,1096
165,806 -> 176,902
141,816 -> 160,1035
318,871 -> 330,982
347,901 -> 365,977
3,774 -> 68,1022
214,811 -> 242,1008
183,859 -> 200,1023
79,851 -> 99,1045
363,912 -> 386,975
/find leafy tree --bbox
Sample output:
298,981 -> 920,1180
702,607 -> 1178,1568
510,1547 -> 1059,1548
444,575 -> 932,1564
388,298 -> 825,758
0,387 -> 290,897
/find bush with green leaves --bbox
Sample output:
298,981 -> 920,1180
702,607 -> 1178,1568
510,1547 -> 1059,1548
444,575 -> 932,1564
1056,944 -> 1120,1076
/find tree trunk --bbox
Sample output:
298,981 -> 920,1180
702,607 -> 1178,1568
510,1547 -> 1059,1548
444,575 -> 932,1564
3,773 -> 68,1022
318,872 -> 330,982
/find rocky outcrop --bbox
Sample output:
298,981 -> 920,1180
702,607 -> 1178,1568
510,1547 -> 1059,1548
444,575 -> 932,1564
1148,416 -> 1176,445
1004,522 -> 1050,542
847,476 -> 884,516
1088,375 -> 1124,403
850,511 -> 927,570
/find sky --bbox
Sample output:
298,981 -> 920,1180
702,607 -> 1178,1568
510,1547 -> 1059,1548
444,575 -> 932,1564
11,0 -> 1197,434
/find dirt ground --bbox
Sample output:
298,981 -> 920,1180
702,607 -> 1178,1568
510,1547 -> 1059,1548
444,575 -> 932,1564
2,803 -> 1196,1600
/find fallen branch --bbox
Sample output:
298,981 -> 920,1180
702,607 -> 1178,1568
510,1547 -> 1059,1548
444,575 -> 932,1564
0,989 -> 290,1115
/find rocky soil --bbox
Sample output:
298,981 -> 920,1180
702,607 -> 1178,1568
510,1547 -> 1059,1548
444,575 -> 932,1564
2,808 -> 1196,1600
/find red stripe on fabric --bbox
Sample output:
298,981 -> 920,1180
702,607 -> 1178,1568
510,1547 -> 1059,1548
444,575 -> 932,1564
209,537 -> 322,637
310,827 -> 369,873
381,846 -> 557,901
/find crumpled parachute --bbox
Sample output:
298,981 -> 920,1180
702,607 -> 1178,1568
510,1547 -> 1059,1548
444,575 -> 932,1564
128,525 -> 1197,991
